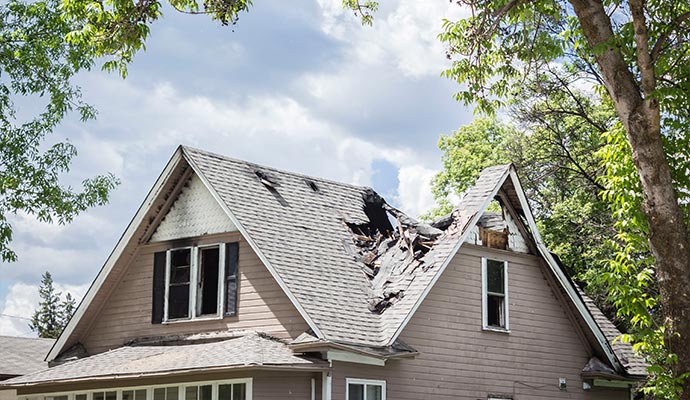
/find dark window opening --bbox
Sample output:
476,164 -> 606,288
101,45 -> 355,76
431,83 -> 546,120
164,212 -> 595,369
485,259 -> 507,329
168,249 -> 191,319
198,247 -> 220,316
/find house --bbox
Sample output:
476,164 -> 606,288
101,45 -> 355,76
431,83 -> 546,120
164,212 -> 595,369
0,336 -> 55,400
1,146 -> 645,400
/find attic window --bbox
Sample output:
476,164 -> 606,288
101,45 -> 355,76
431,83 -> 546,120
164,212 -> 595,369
152,242 -> 239,323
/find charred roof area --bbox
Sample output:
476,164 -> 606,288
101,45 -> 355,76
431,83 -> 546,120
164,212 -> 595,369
345,189 -> 468,314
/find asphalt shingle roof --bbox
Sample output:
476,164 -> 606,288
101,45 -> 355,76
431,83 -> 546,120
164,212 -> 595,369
185,147 -> 512,347
0,336 -> 54,377
4,331 -> 325,386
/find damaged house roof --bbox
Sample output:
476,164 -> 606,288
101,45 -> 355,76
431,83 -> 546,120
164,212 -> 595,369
48,145 -> 645,379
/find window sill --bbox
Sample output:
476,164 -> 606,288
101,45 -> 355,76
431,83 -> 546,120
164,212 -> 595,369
482,326 -> 511,334
162,315 -> 223,324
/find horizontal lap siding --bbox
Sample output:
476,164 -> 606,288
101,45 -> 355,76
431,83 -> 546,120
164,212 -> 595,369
81,233 -> 308,355
332,245 -> 628,400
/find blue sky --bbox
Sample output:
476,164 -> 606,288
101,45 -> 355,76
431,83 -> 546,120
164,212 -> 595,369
0,0 -> 472,336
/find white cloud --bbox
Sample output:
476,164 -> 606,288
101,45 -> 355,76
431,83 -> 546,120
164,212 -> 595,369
316,0 -> 469,78
0,282 -> 88,337
395,164 -> 438,217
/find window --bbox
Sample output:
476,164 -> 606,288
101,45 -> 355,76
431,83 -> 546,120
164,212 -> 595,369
482,258 -> 509,331
20,379 -> 252,400
346,378 -> 385,400
154,242 -> 239,323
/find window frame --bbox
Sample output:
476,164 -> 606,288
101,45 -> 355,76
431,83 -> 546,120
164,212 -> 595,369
18,378 -> 253,400
345,378 -> 386,400
481,257 -> 510,332
163,243 -> 226,322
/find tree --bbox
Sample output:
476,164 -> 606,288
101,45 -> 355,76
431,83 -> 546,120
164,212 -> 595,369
0,0 -> 119,262
29,271 -> 76,338
436,0 -> 690,397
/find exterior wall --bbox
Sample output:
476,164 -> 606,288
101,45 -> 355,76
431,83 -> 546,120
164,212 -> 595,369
0,390 -> 17,400
81,231 -> 309,355
16,370 -> 321,400
331,244 -> 629,400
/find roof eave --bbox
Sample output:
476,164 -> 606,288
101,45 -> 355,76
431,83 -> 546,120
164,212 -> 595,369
46,147 -> 188,362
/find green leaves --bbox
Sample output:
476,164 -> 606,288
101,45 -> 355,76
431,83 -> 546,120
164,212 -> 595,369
0,0 -> 119,262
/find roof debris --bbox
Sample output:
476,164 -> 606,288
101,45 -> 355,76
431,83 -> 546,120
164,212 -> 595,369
345,190 -> 467,313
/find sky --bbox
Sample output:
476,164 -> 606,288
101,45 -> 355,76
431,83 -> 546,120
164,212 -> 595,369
0,0 -> 474,336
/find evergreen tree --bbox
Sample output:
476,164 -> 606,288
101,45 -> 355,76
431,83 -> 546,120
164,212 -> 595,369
29,271 -> 76,339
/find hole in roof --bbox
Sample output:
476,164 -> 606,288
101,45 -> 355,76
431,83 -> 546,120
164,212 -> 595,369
254,170 -> 276,188
305,179 -> 320,193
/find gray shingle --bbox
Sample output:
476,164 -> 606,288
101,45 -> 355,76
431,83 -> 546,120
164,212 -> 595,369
0,336 -> 54,377
3,331 -> 325,386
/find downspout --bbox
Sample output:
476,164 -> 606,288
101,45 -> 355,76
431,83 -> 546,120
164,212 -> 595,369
311,378 -> 315,400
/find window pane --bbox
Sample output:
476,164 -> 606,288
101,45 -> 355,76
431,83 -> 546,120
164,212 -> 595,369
348,384 -> 364,400
487,260 -> 504,294
199,386 -> 212,400
232,384 -> 246,400
135,390 -> 147,400
154,388 -> 166,400
487,294 -> 505,328
170,249 -> 191,284
185,387 -> 198,400
166,387 -> 179,400
105,392 -> 116,400
94,393 -> 104,400
218,385 -> 232,400
198,247 -> 220,316
366,385 -> 382,400
76,395 -> 87,400
169,284 -> 190,319
47,396 -> 68,400
123,391 -> 135,400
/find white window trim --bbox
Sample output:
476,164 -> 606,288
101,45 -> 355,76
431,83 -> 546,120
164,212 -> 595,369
345,378 -> 386,400
163,243 -> 226,323
20,378 -> 253,400
481,257 -> 510,332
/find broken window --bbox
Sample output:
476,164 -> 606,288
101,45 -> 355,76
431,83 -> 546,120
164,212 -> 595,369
483,258 -> 508,330
156,242 -> 239,322
198,247 -> 220,316
168,248 -> 191,319
346,379 -> 385,400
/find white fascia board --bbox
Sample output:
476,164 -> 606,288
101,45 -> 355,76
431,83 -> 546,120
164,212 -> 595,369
181,147 -> 325,339
47,148 -> 186,361
387,166 -> 512,345
327,350 -> 385,367
508,169 -> 623,373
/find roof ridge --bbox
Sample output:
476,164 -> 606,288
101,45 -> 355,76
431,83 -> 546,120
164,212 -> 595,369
181,145 -> 372,192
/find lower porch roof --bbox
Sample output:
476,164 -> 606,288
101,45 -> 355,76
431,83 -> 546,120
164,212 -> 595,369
1,331 -> 327,388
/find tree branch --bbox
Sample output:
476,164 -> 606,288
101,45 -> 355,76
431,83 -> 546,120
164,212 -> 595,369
629,0 -> 656,96
651,11 -> 690,62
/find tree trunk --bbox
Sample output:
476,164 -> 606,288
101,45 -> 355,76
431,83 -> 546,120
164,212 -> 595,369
569,0 -> 690,395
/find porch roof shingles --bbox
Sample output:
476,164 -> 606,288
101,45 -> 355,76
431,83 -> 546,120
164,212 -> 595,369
3,332 -> 326,386
0,336 -> 54,377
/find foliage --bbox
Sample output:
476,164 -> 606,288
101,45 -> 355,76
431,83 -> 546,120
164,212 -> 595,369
30,271 -> 76,339
437,0 -> 690,397
0,0 -> 119,263
62,0 -> 253,77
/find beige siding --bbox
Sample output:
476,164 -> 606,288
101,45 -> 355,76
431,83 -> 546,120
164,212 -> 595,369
81,232 -> 308,354
0,390 -> 17,400
331,244 -> 629,400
